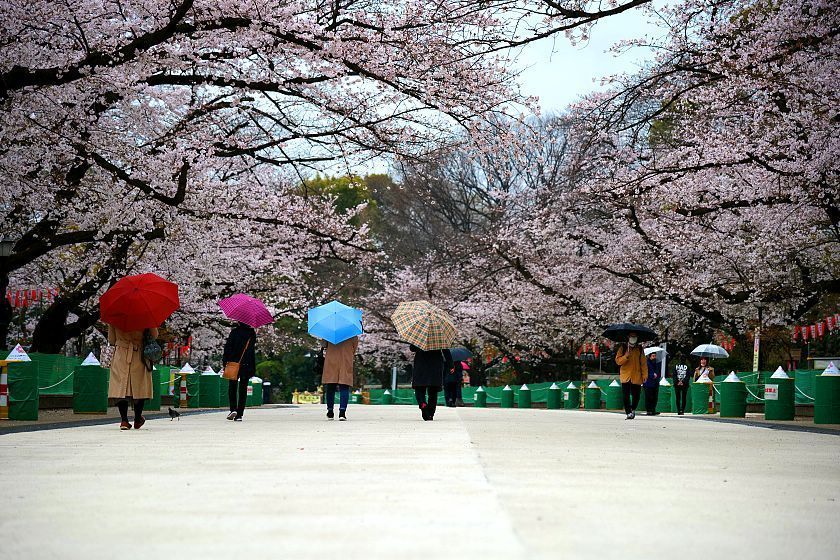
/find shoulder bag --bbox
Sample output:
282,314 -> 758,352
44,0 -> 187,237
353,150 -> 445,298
223,338 -> 250,381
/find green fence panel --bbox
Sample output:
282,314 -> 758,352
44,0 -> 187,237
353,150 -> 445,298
199,375 -> 221,408
186,373 -> 201,408
247,380 -> 262,406
764,377 -> 795,420
691,382 -> 712,414
218,376 -> 230,408
814,375 -> 840,424
146,368 -> 161,411
8,361 -> 39,420
28,353 -> 80,396
72,365 -> 108,414
657,385 -> 673,413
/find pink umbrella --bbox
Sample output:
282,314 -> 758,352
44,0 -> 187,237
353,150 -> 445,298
218,294 -> 274,328
461,361 -> 471,370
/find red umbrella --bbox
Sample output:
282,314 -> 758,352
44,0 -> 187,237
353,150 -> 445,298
99,273 -> 179,331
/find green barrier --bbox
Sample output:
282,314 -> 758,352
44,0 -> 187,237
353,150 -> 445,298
657,383 -> 673,413
28,353 -> 80,396
605,382 -> 623,410
814,375 -> 840,424
518,385 -> 531,409
247,379 -> 262,406
636,388 -> 646,412
381,389 -> 393,405
719,379 -> 747,418
764,376 -> 794,421
186,373 -> 201,408
156,365 -> 173,399
8,361 -> 39,420
500,386 -> 514,408
474,387 -> 487,408
547,384 -> 561,409
691,382 -> 713,414
146,368 -> 161,411
72,365 -> 108,414
199,375 -> 221,408
583,384 -> 600,409
218,376 -> 230,407
563,383 -> 580,409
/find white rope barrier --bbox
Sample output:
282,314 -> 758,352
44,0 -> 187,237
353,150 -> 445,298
745,385 -> 765,401
38,372 -> 74,391
795,386 -> 815,401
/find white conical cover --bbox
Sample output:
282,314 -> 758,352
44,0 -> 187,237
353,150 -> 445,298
80,352 -> 101,366
353,389 -> 362,394
567,382 -> 577,389
383,389 -> 391,395
201,366 -> 216,375
549,382 -> 559,389
821,362 -> 840,376
588,381 -> 599,388
476,386 -> 485,392
251,376 -> 263,383
179,362 -> 195,374
609,379 -> 620,387
5,344 -> 31,362
520,384 -> 529,390
696,372 -> 713,383
659,377 -> 671,386
723,372 -> 742,383
263,381 -> 271,385
503,385 -> 512,391
770,366 -> 789,379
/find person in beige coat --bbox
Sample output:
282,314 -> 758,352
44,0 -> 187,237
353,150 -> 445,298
321,336 -> 359,421
108,325 -> 156,430
615,332 -> 647,420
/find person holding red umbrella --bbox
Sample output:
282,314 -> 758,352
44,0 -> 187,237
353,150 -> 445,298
100,273 -> 179,430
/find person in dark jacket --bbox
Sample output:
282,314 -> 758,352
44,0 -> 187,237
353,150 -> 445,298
671,353 -> 691,415
643,351 -> 661,415
223,322 -> 256,421
443,359 -> 463,407
410,345 -> 451,420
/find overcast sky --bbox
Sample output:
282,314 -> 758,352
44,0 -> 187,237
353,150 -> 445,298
513,6 -> 665,114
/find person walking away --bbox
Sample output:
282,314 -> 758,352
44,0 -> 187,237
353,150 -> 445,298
671,353 -> 691,415
223,322 -> 256,421
443,359 -> 463,407
410,345 -> 451,420
694,357 -> 716,413
615,332 -> 646,420
108,325 -> 157,430
322,336 -> 359,421
644,351 -> 661,415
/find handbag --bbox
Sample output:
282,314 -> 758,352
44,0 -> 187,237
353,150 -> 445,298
142,329 -> 162,371
223,338 -> 250,381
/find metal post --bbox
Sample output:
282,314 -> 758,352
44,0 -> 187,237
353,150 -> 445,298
753,307 -> 763,373
660,328 -> 669,381
391,365 -> 397,391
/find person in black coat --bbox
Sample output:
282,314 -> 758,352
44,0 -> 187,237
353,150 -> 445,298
223,322 -> 256,421
443,359 -> 463,407
410,345 -> 451,421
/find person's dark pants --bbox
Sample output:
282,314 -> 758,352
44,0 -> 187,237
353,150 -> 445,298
414,386 -> 440,418
325,383 -> 350,411
621,382 -> 641,415
674,383 -> 689,413
443,382 -> 459,407
117,398 -> 145,422
644,385 -> 659,414
229,375 -> 249,417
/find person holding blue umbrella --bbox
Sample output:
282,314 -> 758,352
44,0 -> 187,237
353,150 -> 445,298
308,301 -> 363,421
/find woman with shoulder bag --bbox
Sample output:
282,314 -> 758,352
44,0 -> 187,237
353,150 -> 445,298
223,322 -> 257,421
108,325 -> 158,430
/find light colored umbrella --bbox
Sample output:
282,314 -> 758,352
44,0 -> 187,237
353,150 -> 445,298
690,343 -> 730,359
391,300 -> 457,351
307,300 -> 363,344
644,346 -> 666,356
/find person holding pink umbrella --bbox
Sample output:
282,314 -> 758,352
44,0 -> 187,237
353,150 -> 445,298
219,294 -> 273,421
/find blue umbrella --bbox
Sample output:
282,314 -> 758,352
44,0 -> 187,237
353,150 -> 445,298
307,300 -> 363,344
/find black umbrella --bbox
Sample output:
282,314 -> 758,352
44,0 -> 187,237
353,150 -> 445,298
449,347 -> 473,361
602,323 -> 657,343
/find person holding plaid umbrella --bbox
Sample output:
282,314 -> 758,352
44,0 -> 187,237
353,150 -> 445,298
391,301 -> 457,421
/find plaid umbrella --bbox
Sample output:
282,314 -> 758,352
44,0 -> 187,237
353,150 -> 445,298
218,293 -> 274,328
391,300 -> 457,351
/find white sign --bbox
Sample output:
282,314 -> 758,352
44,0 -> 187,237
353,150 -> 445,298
247,386 -> 253,396
563,391 -> 569,400
81,352 -> 101,366
5,344 -> 31,362
765,384 -> 779,401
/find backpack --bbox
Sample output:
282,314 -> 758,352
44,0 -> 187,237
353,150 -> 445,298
142,329 -> 163,371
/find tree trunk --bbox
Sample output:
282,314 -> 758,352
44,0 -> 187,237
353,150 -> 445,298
30,301 -> 71,354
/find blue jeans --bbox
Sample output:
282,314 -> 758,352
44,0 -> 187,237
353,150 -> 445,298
325,383 -> 350,411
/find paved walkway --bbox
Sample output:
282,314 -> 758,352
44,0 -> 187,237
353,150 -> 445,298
1,406 -> 838,559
